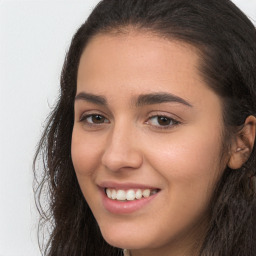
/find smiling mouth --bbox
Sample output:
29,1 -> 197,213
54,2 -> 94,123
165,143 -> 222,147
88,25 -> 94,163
104,188 -> 160,201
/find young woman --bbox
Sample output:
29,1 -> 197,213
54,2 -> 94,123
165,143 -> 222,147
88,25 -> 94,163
34,0 -> 256,255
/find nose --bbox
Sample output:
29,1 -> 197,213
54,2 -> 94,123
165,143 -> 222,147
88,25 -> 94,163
101,124 -> 143,172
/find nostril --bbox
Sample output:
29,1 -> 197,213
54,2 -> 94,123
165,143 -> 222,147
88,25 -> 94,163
101,147 -> 143,172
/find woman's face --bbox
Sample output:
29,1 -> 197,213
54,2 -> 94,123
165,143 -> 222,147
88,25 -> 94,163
72,32 -> 227,255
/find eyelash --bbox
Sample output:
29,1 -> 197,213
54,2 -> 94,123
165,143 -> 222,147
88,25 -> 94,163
79,114 -> 109,126
146,115 -> 180,130
79,113 -> 180,130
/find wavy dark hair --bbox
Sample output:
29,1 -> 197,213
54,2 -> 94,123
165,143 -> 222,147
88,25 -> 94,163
33,0 -> 256,255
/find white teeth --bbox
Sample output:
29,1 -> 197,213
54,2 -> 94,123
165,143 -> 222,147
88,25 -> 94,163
135,189 -> 142,199
116,190 -> 126,200
105,188 -> 158,201
126,190 -> 136,201
111,189 -> 117,200
142,189 -> 150,198
106,188 -> 111,198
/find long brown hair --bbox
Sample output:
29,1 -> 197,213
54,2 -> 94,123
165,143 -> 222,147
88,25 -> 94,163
34,0 -> 256,255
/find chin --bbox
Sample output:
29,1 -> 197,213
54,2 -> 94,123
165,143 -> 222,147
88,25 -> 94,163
100,224 -> 154,250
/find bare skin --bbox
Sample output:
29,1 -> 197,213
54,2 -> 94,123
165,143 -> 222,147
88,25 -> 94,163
71,31 -> 256,256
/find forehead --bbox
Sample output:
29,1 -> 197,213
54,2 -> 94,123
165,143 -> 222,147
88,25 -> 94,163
77,31 -> 219,109
78,31 -> 200,82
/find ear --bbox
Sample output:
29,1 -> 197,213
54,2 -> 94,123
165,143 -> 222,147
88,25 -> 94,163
228,115 -> 256,170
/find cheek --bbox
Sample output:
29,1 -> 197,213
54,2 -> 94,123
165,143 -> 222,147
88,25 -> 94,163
136,128 -> 224,242
71,129 -> 105,210
71,128 -> 103,177
145,125 -> 224,198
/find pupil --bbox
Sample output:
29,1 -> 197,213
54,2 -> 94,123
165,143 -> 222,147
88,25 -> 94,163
158,116 -> 170,125
92,115 -> 104,123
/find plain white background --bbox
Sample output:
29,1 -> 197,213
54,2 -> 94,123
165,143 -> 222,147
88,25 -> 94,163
0,1 -> 255,255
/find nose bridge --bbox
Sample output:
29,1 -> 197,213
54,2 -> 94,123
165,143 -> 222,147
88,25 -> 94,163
101,119 -> 143,171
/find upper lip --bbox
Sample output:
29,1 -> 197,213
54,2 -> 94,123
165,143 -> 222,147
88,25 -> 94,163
98,181 -> 160,190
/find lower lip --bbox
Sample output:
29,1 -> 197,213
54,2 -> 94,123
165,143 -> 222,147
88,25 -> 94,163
100,189 -> 159,214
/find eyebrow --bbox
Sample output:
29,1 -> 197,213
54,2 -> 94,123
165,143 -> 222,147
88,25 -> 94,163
135,92 -> 192,107
75,92 -> 107,105
75,92 -> 192,107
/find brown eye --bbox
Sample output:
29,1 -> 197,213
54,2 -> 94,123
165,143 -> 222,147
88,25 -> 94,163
157,116 -> 172,126
149,116 -> 173,126
91,115 -> 106,123
146,115 -> 180,129
80,114 -> 109,124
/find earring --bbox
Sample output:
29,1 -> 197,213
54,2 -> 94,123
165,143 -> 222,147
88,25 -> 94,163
123,249 -> 130,256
